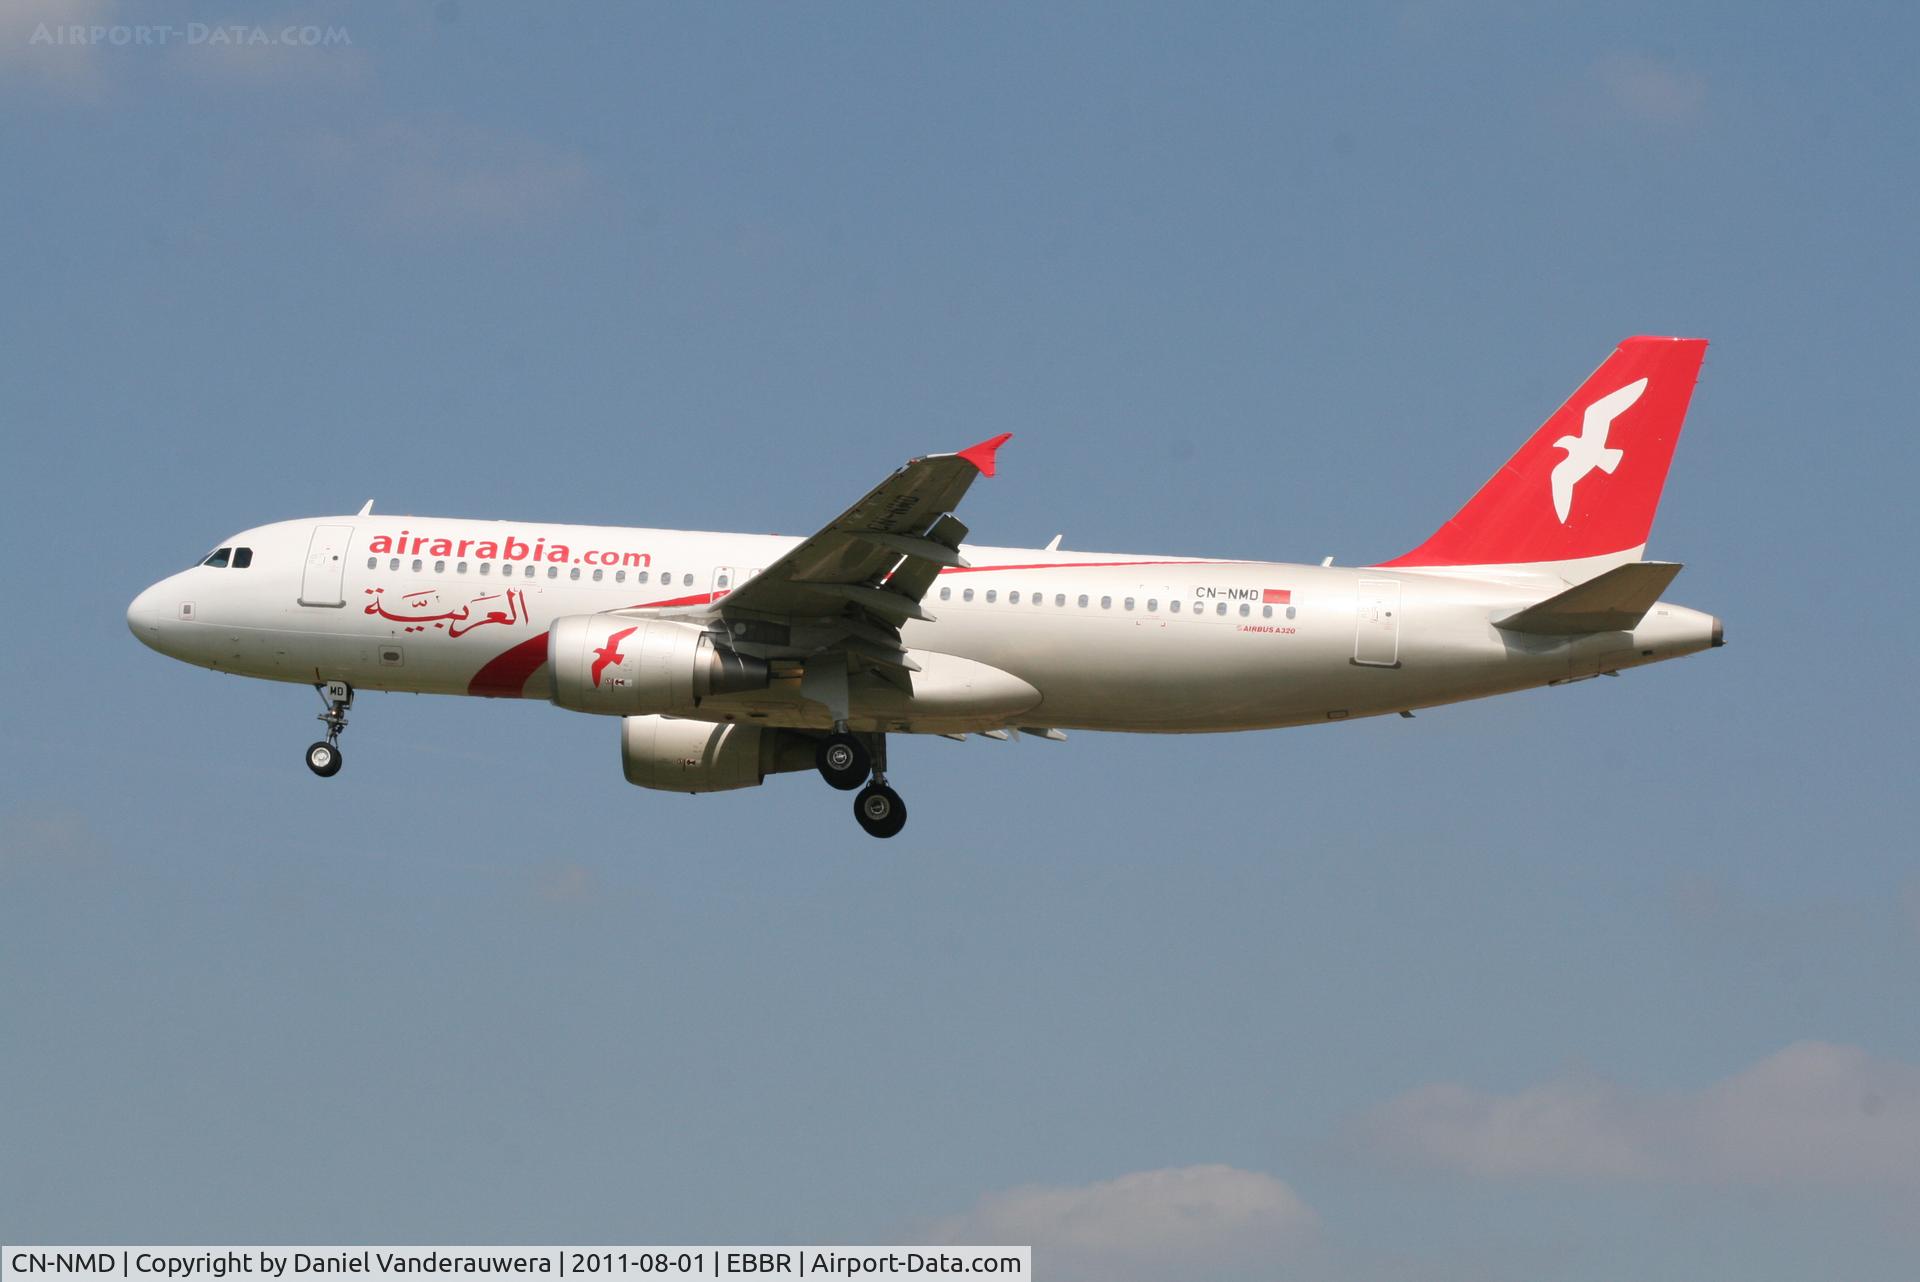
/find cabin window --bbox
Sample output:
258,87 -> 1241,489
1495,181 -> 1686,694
479,562 -> 491,576
202,547 -> 231,568
434,560 -> 446,573
1239,603 -> 1250,617
366,557 -> 377,570
1171,600 -> 1182,613
456,561 -> 468,574
569,566 -> 581,580
637,571 -> 650,584
523,564 -> 534,577
547,565 -> 558,579
389,558 -> 400,571
615,570 -> 626,583
985,590 -> 997,604
1287,606 -> 1297,619
1055,593 -> 1066,607
1077,594 -> 1089,608
1262,605 -> 1273,618
411,559 -> 423,572
1009,591 -> 1020,604
963,588 -> 974,602
717,573 -> 730,588
1147,599 -> 1158,612
683,573 -> 694,587
1124,597 -> 1135,611
232,547 -> 253,569
1032,592 -> 1043,606
1100,595 -> 1112,609
592,567 -> 603,582
1217,602 -> 1228,616
940,587 -> 952,601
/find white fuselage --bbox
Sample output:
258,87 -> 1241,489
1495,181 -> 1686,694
127,515 -> 1720,735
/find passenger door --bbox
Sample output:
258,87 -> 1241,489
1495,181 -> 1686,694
1353,578 -> 1401,667
298,525 -> 353,607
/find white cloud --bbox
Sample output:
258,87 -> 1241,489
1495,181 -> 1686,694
1356,1042 -> 1920,1188
0,0 -> 119,95
302,118 -> 593,230
166,16 -> 368,91
1592,53 -> 1707,128
929,1165 -> 1318,1282
1,3 -> 365,98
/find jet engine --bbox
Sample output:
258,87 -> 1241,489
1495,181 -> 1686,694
549,615 -> 769,716
621,715 -> 815,793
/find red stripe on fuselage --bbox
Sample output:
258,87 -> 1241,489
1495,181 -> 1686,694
467,571 -> 1223,698
936,559 -> 1235,575
468,593 -> 714,697
468,634 -> 550,698
618,593 -> 716,610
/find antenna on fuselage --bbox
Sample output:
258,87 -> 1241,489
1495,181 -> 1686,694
357,499 -> 374,516
1045,534 -> 1063,551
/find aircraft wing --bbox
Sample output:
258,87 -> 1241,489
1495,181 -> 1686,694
703,433 -> 1010,692
716,433 -> 1009,623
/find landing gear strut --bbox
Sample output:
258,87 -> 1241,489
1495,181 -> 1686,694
306,680 -> 352,778
810,719 -> 907,837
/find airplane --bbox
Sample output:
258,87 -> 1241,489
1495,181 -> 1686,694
128,336 -> 1722,838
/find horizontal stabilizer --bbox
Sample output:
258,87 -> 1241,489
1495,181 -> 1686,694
1495,561 -> 1683,635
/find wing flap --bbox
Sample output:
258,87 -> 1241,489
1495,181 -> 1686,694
853,530 -> 971,568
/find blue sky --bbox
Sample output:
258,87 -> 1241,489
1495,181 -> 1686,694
3,3 -> 1917,1278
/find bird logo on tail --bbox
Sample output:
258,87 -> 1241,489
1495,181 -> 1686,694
1550,377 -> 1645,523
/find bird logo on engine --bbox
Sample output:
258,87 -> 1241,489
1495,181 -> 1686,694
591,626 -> 638,687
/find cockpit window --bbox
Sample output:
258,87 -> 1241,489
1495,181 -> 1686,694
202,547 -> 232,568
232,547 -> 253,569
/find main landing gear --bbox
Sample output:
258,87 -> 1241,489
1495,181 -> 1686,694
854,780 -> 907,840
815,730 -> 869,790
817,724 -> 907,839
306,680 -> 352,778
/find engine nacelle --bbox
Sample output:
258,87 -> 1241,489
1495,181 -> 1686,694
621,715 -> 815,793
549,615 -> 769,716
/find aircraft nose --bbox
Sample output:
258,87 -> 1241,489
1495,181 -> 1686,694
127,581 -> 170,648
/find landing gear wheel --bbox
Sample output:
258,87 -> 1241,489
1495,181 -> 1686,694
306,741 -> 343,778
854,783 -> 907,839
816,732 -> 870,791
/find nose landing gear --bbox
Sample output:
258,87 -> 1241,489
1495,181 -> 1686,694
306,680 -> 352,778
